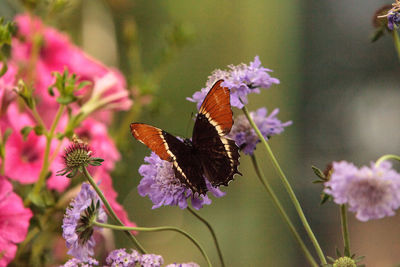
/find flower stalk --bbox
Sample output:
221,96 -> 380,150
92,220 -> 212,267
340,204 -> 351,257
82,166 -> 146,254
375,154 -> 400,166
242,105 -> 326,265
250,155 -> 318,267
187,206 -> 225,267
25,104 -> 65,206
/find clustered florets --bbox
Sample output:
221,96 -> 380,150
62,183 -> 107,261
324,161 -> 400,221
57,140 -> 104,178
228,108 -> 292,155
138,152 -> 225,210
187,56 -> 279,109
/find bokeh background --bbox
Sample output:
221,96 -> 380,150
1,0 -> 400,266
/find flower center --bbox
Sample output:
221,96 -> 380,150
350,178 -> 389,205
21,146 -> 40,163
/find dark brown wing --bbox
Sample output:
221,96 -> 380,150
192,80 -> 241,187
130,123 -> 207,194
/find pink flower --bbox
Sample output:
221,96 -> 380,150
3,105 -> 65,187
0,63 -> 17,118
3,107 -> 45,184
80,72 -> 133,117
75,118 -> 120,170
0,176 -> 33,267
91,168 -> 137,232
11,14 -> 132,126
5,127 -> 46,184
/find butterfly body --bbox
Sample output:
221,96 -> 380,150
131,80 -> 241,195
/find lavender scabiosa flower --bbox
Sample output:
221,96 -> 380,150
59,257 -> 99,267
105,248 -> 141,266
62,183 -> 107,261
187,56 -> 279,109
324,161 -> 400,221
138,152 -> 225,210
140,253 -> 164,267
165,263 -> 200,267
228,107 -> 292,155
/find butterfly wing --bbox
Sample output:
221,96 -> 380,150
130,123 -> 207,194
192,80 -> 241,187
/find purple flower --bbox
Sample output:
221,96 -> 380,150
187,56 -> 279,109
62,183 -> 107,261
138,152 -> 225,210
106,248 -> 141,266
59,257 -> 99,267
324,161 -> 400,221
228,108 -> 292,155
165,263 -> 200,267
388,11 -> 400,30
140,253 -> 164,267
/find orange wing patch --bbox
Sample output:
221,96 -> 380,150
199,80 -> 233,136
130,123 -> 172,161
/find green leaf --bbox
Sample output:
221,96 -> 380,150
320,193 -> 331,205
56,95 -> 77,105
326,256 -> 336,263
3,127 -> 12,143
20,126 -> 33,140
311,165 -> 325,179
370,27 -> 385,43
0,60 -> 7,78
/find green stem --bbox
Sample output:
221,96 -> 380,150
393,29 -> 400,61
375,154 -> 400,166
187,206 -> 225,267
26,105 -> 65,205
340,205 -> 350,257
24,105 -> 65,206
93,221 -> 212,267
242,106 -> 326,265
82,167 -> 146,254
31,106 -> 48,134
251,155 -> 318,267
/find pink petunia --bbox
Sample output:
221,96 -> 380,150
11,14 -> 132,126
75,118 -> 120,170
0,63 -> 17,129
0,176 -> 33,267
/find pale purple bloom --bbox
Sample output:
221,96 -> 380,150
228,108 -> 292,155
324,161 -> 400,221
165,263 -> 200,267
106,248 -> 141,266
138,152 -> 225,210
59,257 -> 99,267
187,56 -> 279,109
62,183 -> 107,261
140,254 -> 164,267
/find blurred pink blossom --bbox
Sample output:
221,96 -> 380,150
0,176 -> 33,267
0,63 -> 17,120
75,118 -> 120,170
11,13 -> 132,125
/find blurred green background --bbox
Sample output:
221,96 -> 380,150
2,0 -> 400,266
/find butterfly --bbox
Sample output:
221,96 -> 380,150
130,80 -> 241,195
